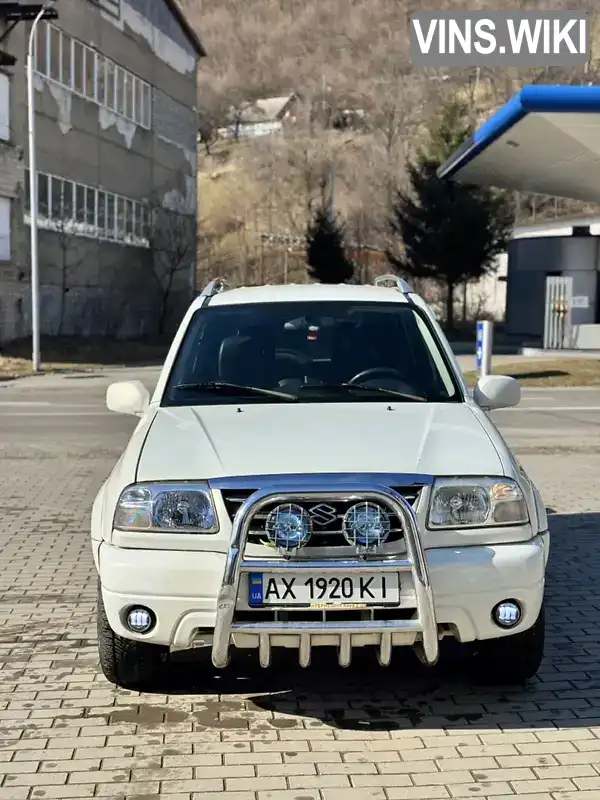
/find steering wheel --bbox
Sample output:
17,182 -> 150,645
348,367 -> 405,384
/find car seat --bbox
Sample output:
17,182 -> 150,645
218,334 -> 276,387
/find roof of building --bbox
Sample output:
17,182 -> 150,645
512,214 -> 600,239
437,85 -> 600,204
165,0 -> 206,58
237,94 -> 296,124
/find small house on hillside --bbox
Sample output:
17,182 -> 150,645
220,93 -> 298,140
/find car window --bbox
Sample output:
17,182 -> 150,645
413,313 -> 456,396
162,300 -> 461,406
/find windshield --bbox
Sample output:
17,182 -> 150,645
162,300 -> 462,406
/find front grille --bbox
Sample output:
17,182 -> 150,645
220,486 -> 422,548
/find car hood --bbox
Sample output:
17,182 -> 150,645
135,402 -> 504,481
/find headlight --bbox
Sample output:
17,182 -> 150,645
428,477 -> 528,529
113,482 -> 218,533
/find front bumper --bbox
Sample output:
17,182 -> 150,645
98,479 -> 548,666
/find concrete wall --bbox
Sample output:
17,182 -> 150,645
505,235 -> 599,342
571,324 -> 600,349
0,0 -> 200,343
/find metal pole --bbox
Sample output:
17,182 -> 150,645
27,5 -> 49,373
476,320 -> 493,378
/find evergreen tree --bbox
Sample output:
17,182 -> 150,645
306,206 -> 354,284
387,99 -> 513,329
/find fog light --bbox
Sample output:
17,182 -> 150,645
125,606 -> 155,634
265,503 -> 312,552
492,600 -> 521,628
342,502 -> 391,549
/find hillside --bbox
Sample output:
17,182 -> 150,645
184,0 -> 600,286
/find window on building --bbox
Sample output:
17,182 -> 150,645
75,183 -> 86,223
38,173 -> 49,216
73,40 -> 85,95
84,48 -> 95,100
106,194 -> 115,239
49,25 -> 61,82
35,22 -> 48,74
24,170 -> 148,247
116,67 -> 126,116
63,180 -> 75,220
35,23 -> 152,129
134,81 -> 143,126
123,72 -> 133,120
86,185 -> 96,228
0,73 -> 9,141
0,196 -> 10,261
124,198 -> 134,239
61,32 -> 71,87
135,202 -> 143,240
97,190 -> 106,236
105,60 -> 116,111
96,54 -> 106,106
50,176 -> 62,218
116,196 -> 125,238
141,83 -> 151,128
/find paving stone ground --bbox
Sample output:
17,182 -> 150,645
1,376 -> 600,799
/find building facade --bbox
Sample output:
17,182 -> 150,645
0,0 -> 204,343
505,217 -> 600,345
218,94 -> 298,141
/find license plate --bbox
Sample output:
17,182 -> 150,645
248,572 -> 400,608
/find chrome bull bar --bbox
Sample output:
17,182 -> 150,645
211,481 -> 439,669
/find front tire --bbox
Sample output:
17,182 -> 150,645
96,581 -> 169,690
470,603 -> 545,685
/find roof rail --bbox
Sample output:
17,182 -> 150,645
373,274 -> 412,293
199,277 -> 231,306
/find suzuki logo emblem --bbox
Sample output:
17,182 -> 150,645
307,503 -> 338,527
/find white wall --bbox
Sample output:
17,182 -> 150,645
464,253 -> 507,321
416,253 -> 508,322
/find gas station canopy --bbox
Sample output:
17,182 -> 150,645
437,85 -> 600,204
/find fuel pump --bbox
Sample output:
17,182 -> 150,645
551,295 -> 569,348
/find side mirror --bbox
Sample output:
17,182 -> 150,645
106,380 -> 150,416
473,375 -> 521,410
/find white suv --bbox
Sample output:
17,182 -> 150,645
92,276 -> 550,689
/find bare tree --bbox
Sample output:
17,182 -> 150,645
197,100 -> 224,156
346,208 -> 374,284
37,182 -> 95,336
198,84 -> 264,153
185,0 -> 600,278
144,182 -> 196,336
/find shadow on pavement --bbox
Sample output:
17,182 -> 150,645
506,370 -> 568,381
123,509 -> 600,733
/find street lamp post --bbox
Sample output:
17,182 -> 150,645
26,3 -> 53,373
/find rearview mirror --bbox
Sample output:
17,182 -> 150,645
473,375 -> 520,410
106,380 -> 150,416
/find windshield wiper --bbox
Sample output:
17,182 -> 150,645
172,381 -> 297,401
297,383 -> 427,402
